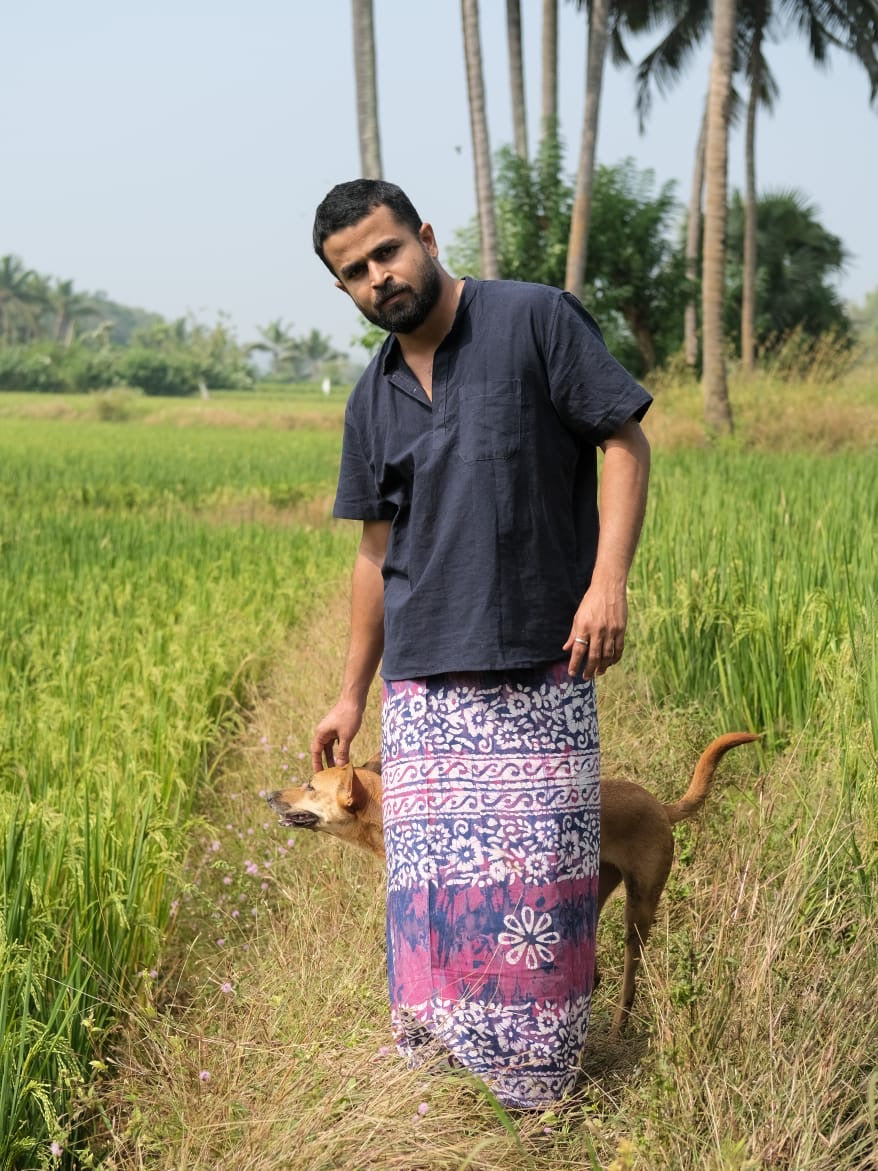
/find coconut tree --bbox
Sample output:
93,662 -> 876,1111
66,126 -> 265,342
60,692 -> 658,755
702,0 -> 737,434
542,0 -> 559,147
461,0 -> 499,278
563,0 -> 655,298
634,0 -> 713,365
51,279 -> 98,346
636,0 -> 878,371
351,0 -> 382,178
0,255 -> 48,342
506,0 -> 529,161
683,102 -> 707,367
726,188 -> 850,347
739,2 -> 776,370
246,319 -> 299,379
564,0 -> 612,297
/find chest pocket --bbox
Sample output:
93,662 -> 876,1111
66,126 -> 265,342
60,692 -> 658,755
457,379 -> 521,463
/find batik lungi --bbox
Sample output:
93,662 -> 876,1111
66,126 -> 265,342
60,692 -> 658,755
381,662 -> 600,1109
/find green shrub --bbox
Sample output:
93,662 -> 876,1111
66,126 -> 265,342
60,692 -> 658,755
118,347 -> 200,396
0,343 -> 123,393
0,344 -> 69,392
64,345 -> 120,391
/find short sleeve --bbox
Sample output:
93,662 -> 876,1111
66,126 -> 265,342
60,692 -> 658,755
333,411 -> 396,521
545,292 -> 652,443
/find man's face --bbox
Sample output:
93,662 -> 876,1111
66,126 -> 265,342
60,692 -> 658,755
323,204 -> 442,334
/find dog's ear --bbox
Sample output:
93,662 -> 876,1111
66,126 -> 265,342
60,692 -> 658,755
340,765 -> 370,812
360,753 -> 382,776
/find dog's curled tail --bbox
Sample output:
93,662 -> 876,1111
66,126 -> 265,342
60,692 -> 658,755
664,732 -> 761,825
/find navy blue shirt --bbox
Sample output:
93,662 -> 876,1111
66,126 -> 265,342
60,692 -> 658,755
334,278 -> 652,680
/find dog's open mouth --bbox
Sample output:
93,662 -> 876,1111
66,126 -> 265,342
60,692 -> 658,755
278,810 -> 321,828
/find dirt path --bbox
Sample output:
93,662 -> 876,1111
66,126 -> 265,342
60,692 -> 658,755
99,585 -> 655,1170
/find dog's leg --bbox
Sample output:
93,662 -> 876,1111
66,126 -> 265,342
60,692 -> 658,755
595,862 -> 624,992
611,876 -> 666,1037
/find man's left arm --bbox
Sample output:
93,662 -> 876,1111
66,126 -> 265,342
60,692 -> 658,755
565,417 -> 651,679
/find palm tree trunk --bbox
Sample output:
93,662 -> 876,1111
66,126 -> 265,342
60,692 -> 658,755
541,0 -> 558,147
741,34 -> 762,374
564,0 -> 610,298
701,0 -> 737,435
625,308 -> 657,372
351,0 -> 383,178
506,0 -> 528,161
462,0 -> 499,279
685,99 -> 708,368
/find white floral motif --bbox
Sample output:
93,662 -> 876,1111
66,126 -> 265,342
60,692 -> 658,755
407,693 -> 427,720
565,694 -> 591,733
498,907 -> 560,969
504,690 -> 533,719
524,851 -> 553,883
446,832 -> 485,881
399,722 -> 423,753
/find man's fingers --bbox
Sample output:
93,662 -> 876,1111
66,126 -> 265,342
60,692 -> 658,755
310,733 -> 336,773
334,738 -> 350,766
567,632 -> 625,678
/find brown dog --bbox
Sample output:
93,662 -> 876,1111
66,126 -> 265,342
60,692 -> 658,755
267,733 -> 758,1033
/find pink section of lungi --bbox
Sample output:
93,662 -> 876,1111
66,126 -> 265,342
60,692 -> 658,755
381,662 -> 600,1108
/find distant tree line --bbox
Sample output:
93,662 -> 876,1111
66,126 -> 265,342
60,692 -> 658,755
0,256 -> 355,395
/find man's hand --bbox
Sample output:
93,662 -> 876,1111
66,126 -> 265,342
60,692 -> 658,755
564,582 -> 627,679
309,519 -> 389,773
565,417 -> 649,680
310,698 -> 365,773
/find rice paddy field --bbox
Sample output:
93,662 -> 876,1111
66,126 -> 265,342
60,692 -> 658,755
0,374 -> 876,1170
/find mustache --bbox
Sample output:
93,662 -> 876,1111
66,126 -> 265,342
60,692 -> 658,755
375,283 -> 411,307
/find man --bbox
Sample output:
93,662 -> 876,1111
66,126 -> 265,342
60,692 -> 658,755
310,179 -> 651,1108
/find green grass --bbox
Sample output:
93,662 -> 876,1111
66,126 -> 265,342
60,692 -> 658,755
629,448 -> 877,829
0,413 -> 356,1166
0,383 -> 876,1168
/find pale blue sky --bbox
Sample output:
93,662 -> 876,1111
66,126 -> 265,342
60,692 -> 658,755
2,1 -> 876,355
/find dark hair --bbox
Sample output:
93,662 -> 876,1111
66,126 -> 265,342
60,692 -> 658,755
312,180 -> 423,273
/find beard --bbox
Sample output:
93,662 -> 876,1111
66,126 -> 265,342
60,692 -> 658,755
360,253 -> 443,334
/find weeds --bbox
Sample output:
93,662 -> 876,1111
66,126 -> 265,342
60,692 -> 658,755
1,382 -> 876,1168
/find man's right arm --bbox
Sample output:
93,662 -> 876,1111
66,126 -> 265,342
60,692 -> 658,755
310,519 -> 390,772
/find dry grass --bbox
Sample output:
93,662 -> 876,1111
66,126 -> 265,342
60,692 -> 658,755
196,491 -> 339,531
643,361 -> 878,454
13,373 -> 872,1166
94,592 -> 878,1170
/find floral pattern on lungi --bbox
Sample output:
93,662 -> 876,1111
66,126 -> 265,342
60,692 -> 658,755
381,662 -> 600,1108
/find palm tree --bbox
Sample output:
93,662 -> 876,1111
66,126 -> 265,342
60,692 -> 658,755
541,0 -> 559,151
295,328 -> 345,381
636,0 -> 878,373
739,4 -> 776,371
726,189 -> 850,346
683,101 -> 707,367
246,319 -> 298,378
740,0 -> 876,369
0,255 -> 47,342
702,0 -> 737,434
461,0 -> 499,278
829,0 -> 878,102
506,0 -> 528,161
563,0 -> 658,299
351,0 -> 382,178
51,279 -> 97,346
564,0 -> 612,298
634,0 -> 714,366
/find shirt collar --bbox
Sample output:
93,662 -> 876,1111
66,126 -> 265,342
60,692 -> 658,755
380,277 -> 478,376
